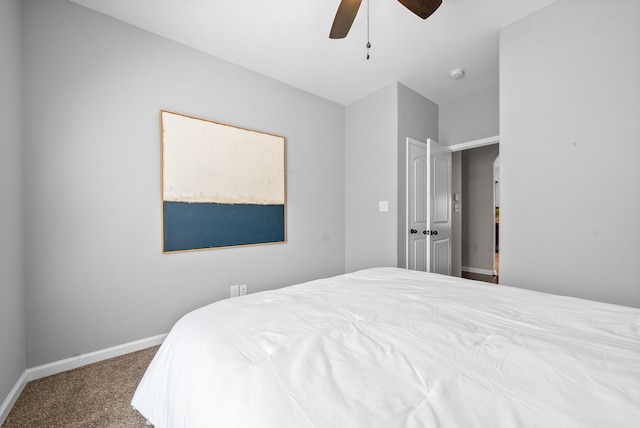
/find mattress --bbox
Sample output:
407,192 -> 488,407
131,267 -> 640,427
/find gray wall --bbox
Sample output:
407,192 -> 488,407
397,83 -> 439,269
450,151 -> 462,276
345,82 -> 438,272
22,0 -> 346,366
345,84 -> 398,272
500,0 -> 640,307
462,144 -> 499,273
439,85 -> 499,147
0,0 -> 27,408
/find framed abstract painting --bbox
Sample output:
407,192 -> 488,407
160,110 -> 286,253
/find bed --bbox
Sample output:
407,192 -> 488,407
131,267 -> 640,427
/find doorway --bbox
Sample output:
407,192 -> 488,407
448,136 -> 500,284
494,155 -> 500,278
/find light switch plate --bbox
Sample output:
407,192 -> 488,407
379,201 -> 389,212
230,285 -> 239,298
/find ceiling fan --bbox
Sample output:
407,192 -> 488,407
329,0 -> 442,39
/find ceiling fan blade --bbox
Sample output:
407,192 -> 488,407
397,0 -> 442,19
329,0 -> 363,39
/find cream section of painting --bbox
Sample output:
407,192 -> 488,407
162,112 -> 285,205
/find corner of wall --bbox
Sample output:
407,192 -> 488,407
0,0 -> 27,422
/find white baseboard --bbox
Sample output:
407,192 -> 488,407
0,333 -> 167,426
24,333 -> 167,382
462,266 -> 497,276
0,371 -> 28,427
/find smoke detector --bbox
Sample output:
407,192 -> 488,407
448,68 -> 465,80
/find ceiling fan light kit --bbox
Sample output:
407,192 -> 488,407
329,0 -> 442,39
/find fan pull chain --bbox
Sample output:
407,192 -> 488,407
366,0 -> 371,60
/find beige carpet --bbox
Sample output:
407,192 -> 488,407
2,346 -> 159,428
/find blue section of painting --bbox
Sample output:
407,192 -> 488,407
163,201 -> 285,252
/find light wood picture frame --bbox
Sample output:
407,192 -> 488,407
160,110 -> 286,253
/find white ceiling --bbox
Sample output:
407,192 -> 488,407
68,0 -> 557,106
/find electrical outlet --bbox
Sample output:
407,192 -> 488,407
239,284 -> 247,296
230,284 -> 239,298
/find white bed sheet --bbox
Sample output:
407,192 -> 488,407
132,267 -> 640,427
